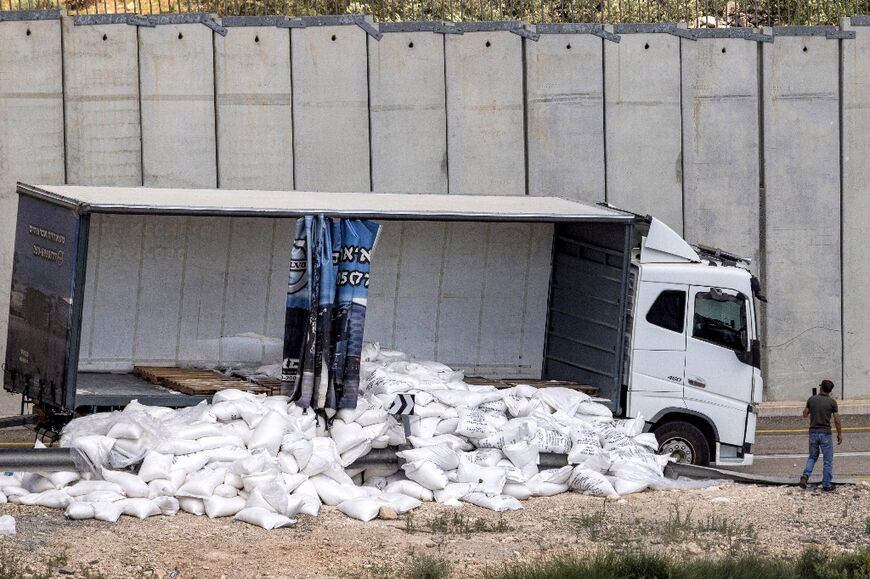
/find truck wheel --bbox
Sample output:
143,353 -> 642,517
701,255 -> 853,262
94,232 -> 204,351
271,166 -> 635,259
654,422 -> 710,466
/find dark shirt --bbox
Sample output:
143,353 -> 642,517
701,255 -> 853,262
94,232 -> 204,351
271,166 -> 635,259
806,394 -> 839,434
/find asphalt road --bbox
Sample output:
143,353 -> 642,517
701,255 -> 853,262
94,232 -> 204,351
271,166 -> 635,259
0,415 -> 868,482
739,414 -> 870,482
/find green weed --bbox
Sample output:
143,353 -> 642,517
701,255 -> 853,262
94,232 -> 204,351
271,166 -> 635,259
485,546 -> 870,579
426,512 -> 512,535
405,554 -> 450,579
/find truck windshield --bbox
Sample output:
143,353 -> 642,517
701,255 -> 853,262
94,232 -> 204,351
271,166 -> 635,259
692,292 -> 747,352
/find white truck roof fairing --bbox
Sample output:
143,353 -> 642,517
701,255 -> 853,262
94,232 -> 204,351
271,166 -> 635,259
640,218 -> 701,264
21,184 -> 634,223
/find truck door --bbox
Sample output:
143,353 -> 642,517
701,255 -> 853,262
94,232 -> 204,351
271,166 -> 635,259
628,282 -> 689,417
684,286 -> 754,457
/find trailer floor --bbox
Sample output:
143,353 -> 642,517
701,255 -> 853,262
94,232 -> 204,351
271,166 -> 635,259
74,372 -> 209,409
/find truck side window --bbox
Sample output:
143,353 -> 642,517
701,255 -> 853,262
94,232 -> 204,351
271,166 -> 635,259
693,292 -> 747,351
646,290 -> 686,333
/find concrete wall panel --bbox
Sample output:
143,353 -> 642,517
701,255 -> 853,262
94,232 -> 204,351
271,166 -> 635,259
62,20 -> 141,186
762,36 -> 841,400
605,33 -> 683,230
215,27 -> 293,190
369,31 -> 447,194
842,22 -> 870,399
0,20 -> 65,414
445,31 -> 525,195
139,24 -> 216,188
292,25 -> 370,191
526,33 -> 604,201
681,37 -> 760,263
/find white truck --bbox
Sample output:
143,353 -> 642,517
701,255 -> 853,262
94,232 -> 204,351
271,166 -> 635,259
3,184 -> 762,466
627,217 -> 762,466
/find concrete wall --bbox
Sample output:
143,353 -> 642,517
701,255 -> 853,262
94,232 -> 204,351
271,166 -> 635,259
214,27 -> 293,190
526,33 -> 605,202
0,20 -> 65,414
762,35 -> 841,400
445,31 -> 525,195
842,22 -> 870,399
605,32 -> 683,231
292,25 -> 370,191
369,31 -> 448,194
4,19 -> 870,406
62,21 -> 142,187
139,24 -> 217,188
681,37 -> 760,265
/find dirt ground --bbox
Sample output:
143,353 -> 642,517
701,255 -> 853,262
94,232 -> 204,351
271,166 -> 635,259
1,482 -> 869,579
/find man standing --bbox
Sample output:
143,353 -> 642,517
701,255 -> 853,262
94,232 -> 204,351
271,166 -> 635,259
799,379 -> 842,491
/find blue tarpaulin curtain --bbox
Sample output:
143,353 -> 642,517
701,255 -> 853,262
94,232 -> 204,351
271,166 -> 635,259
281,215 -> 380,411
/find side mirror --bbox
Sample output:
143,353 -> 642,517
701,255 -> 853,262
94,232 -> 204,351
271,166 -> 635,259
735,339 -> 761,369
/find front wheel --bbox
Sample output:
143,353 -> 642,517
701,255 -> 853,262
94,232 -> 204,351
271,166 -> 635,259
654,421 -> 711,466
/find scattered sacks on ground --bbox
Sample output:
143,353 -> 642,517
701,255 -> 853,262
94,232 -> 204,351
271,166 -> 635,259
0,343 -> 722,529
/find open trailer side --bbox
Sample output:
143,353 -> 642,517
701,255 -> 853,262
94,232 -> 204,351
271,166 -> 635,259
3,183 -> 636,429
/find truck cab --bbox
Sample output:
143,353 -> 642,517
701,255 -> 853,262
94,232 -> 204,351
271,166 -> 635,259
626,219 -> 763,466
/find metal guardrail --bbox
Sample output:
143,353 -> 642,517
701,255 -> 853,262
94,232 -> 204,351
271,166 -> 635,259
0,0 -> 866,32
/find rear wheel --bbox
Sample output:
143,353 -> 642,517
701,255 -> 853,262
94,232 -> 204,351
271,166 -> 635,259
654,421 -> 710,466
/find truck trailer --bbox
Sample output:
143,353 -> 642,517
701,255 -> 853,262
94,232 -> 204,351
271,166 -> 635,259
3,183 -> 763,466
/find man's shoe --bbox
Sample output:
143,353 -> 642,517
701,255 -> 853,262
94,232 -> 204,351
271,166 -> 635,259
822,485 -> 835,492
799,475 -> 808,489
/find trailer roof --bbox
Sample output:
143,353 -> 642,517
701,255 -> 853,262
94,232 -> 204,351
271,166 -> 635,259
20,183 -> 633,223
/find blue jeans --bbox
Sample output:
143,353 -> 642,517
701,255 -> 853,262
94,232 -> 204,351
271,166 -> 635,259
803,432 -> 834,488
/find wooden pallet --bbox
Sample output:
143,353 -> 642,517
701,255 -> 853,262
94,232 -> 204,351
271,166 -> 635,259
133,366 -> 281,397
463,377 -> 599,396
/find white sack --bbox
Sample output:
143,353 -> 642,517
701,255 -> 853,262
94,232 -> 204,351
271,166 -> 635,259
176,468 -> 226,499
377,492 -> 421,514
396,445 -> 460,471
121,498 -> 161,519
101,468 -> 149,498
47,471 -> 80,489
156,439 -> 201,455
383,480 -> 434,502
179,497 -> 206,515
138,452 -> 174,482
501,483 -> 532,500
337,498 -> 381,522
401,460 -> 448,491
92,502 -> 124,523
234,507 -> 295,529
454,460 -> 506,495
0,515 -> 15,535
66,502 -> 95,520
213,484 -> 239,498
248,411 -> 292,456
568,467 -> 619,498
310,475 -> 367,506
83,490 -> 125,503
463,492 -> 523,512
107,422 -> 144,440
66,480 -> 124,497
205,495 -> 247,518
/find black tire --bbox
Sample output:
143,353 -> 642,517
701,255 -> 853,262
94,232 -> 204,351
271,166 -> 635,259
654,421 -> 711,466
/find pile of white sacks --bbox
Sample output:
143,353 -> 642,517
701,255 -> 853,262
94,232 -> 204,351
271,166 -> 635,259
0,344 -> 714,529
